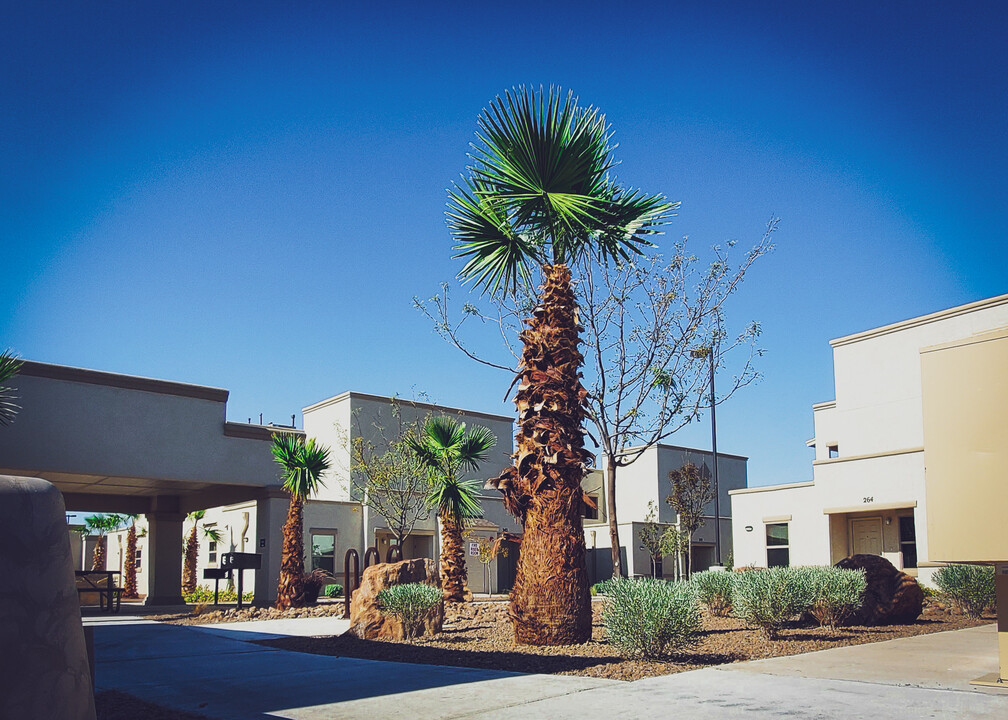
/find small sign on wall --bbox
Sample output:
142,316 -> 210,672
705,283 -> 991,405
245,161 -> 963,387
259,538 -> 266,548
468,542 -> 479,557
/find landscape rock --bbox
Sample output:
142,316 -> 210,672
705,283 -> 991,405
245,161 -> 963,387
348,558 -> 443,640
835,553 -> 923,625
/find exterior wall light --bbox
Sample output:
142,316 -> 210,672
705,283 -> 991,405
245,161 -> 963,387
745,525 -> 753,532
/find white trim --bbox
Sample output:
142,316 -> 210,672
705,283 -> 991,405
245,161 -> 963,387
729,481 -> 815,496
823,500 -> 917,515
812,447 -> 923,466
763,514 -> 792,523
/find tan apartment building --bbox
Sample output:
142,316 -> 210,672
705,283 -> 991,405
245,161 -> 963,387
730,293 -> 1008,585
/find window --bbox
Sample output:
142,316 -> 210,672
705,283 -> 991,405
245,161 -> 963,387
208,541 -> 217,566
899,516 -> 918,569
135,547 -> 142,572
582,494 -> 599,520
311,532 -> 337,575
828,445 -> 839,459
766,523 -> 790,567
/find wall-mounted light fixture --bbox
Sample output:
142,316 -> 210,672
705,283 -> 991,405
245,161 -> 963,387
745,525 -> 753,532
885,517 -> 892,526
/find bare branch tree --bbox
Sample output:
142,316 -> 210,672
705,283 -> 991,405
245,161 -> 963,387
667,461 -> 715,578
349,399 -> 433,548
415,218 -> 777,578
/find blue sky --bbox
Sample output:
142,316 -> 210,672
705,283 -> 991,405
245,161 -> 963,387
4,1 -> 1006,488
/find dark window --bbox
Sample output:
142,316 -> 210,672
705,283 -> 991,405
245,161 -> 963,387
899,516 -> 918,569
311,532 -> 336,575
582,495 -> 599,520
766,523 -> 790,567
135,548 -> 142,571
828,445 -> 839,459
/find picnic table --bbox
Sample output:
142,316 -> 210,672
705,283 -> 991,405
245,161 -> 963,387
75,570 -> 122,612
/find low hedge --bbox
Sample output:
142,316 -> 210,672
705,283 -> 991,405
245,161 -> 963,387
377,583 -> 442,638
183,586 -> 254,604
691,570 -> 735,617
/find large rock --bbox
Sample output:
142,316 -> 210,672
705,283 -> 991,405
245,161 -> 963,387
348,558 -> 444,640
835,554 -> 924,625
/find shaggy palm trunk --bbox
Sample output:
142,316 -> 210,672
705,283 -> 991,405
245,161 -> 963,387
182,525 -> 199,595
439,512 -> 470,602
492,264 -> 593,645
91,536 -> 106,571
275,496 -> 306,610
123,523 -> 139,598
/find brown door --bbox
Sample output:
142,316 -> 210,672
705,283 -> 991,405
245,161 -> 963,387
850,517 -> 883,556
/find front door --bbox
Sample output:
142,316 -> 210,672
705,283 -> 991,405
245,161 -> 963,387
850,517 -> 883,556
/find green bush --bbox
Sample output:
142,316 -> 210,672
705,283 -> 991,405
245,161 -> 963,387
932,565 -> 996,618
731,567 -> 812,638
601,578 -> 701,659
183,585 -> 254,604
376,583 -> 443,638
324,583 -> 343,598
691,570 -> 736,617
795,566 -> 866,628
591,579 -> 620,596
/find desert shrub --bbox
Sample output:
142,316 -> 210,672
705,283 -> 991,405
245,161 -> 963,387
601,578 -> 701,659
591,579 -> 619,597
932,564 -> 996,618
795,566 -> 866,628
731,567 -> 812,638
691,570 -> 735,617
302,569 -> 331,605
377,583 -> 443,638
324,583 -> 343,598
183,586 -> 254,604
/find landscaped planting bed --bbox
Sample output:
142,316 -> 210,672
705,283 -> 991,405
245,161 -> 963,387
256,598 -> 992,682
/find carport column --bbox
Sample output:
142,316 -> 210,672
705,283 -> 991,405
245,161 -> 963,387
145,495 -> 185,606
254,488 -> 290,607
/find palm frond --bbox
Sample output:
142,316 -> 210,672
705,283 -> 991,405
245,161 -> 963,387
427,476 -> 483,524
0,350 -> 24,426
456,425 -> 497,472
271,432 -> 331,502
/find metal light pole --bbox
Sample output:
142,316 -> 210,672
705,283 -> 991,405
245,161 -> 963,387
692,345 -> 721,566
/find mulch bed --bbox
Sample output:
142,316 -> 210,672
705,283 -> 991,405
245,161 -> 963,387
255,599 -> 993,682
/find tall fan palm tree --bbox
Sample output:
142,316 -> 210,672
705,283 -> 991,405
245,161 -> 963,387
407,416 -> 496,602
272,433 -> 331,610
0,350 -> 24,426
182,510 -> 222,596
84,513 -> 123,571
448,86 -> 672,644
122,513 -> 141,599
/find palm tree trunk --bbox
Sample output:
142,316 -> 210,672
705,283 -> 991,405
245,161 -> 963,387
494,264 -> 593,645
91,536 -> 106,571
275,495 -> 306,610
182,525 -> 199,595
123,523 -> 139,599
439,512 -> 470,602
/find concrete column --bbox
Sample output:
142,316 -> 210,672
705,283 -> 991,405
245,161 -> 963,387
145,496 -> 184,606
0,476 -> 96,720
254,489 -> 289,607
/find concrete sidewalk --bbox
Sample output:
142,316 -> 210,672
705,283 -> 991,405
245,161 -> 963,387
91,617 -> 1005,719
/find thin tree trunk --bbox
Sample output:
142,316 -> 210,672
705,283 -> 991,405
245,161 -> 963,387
123,523 -> 139,599
439,512 -> 470,602
275,496 -> 306,610
606,454 -> 622,578
492,264 -> 593,645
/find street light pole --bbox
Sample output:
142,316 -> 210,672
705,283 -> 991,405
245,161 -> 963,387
708,350 -> 721,565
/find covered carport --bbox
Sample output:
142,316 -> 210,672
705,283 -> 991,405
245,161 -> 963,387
0,361 -> 296,606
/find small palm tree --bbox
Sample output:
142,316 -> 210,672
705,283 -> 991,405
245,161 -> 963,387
182,510 -> 222,596
448,85 -> 671,643
407,416 -> 496,602
272,433 -> 331,610
0,350 -> 24,426
84,514 -> 124,570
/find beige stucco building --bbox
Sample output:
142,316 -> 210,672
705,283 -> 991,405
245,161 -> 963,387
584,444 -> 748,580
730,293 -> 1008,585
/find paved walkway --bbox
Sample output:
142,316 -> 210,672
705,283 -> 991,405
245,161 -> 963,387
88,616 -> 1006,719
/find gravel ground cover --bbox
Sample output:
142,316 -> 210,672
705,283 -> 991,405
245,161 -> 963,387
95,690 -> 215,720
255,599 -> 992,682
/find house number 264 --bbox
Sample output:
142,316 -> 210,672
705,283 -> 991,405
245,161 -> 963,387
863,497 -> 874,503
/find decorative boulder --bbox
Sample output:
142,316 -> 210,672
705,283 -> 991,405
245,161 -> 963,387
348,558 -> 443,640
835,554 -> 923,625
